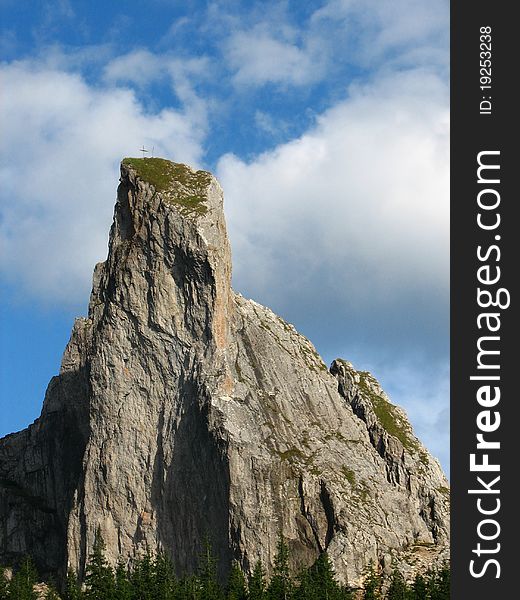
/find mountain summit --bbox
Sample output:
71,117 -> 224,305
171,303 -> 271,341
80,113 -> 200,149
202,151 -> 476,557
0,158 -> 449,586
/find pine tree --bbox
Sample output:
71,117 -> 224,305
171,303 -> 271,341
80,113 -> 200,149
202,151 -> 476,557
386,569 -> 408,600
339,586 -> 355,600
131,553 -> 156,600
410,573 -> 427,600
9,556 -> 38,600
84,528 -> 115,600
154,553 -> 176,600
45,585 -> 62,600
314,552 -> 344,600
248,561 -> 266,600
177,574 -> 201,600
429,563 -> 449,600
115,561 -> 134,600
294,567 -> 316,600
64,568 -> 82,600
0,567 -> 9,600
361,561 -> 381,600
197,538 -> 223,600
293,553 -> 346,600
267,535 -> 293,600
226,562 -> 247,600
425,568 -> 438,600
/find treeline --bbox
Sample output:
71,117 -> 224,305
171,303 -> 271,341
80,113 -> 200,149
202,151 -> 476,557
1,533 -> 449,600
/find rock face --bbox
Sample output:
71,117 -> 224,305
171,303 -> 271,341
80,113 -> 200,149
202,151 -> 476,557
0,158 -> 449,586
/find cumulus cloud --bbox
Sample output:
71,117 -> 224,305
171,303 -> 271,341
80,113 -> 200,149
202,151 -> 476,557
218,68 -> 449,311
0,59 -> 207,304
103,49 -> 211,93
218,0 -> 448,89
225,24 -> 327,87
103,49 -> 165,86
312,0 -> 448,69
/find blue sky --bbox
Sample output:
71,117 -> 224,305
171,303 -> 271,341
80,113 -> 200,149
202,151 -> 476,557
0,0 -> 449,472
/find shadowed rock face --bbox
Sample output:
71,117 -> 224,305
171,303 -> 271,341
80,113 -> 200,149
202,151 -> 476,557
0,159 -> 449,586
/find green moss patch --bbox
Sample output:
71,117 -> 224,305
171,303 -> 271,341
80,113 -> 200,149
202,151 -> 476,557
358,373 -> 428,464
341,466 -> 356,486
277,447 -> 305,462
122,157 -> 212,216
308,465 -> 323,476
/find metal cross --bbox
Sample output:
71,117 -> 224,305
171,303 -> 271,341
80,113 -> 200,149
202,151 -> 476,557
139,145 -> 148,158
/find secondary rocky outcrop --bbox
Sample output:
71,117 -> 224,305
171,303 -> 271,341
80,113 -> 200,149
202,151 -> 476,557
0,158 -> 449,586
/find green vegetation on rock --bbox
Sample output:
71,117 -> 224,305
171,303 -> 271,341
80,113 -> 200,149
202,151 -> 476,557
341,467 -> 356,486
122,157 -> 212,216
437,486 -> 450,497
277,447 -> 305,463
357,373 -> 428,465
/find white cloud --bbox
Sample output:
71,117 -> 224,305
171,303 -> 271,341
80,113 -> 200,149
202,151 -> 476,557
254,110 -> 291,138
0,59 -> 207,304
225,24 -> 328,87
312,0 -> 449,68
102,50 -> 211,128
218,68 -> 449,310
219,0 -> 448,89
103,49 -> 164,86
103,49 -> 210,90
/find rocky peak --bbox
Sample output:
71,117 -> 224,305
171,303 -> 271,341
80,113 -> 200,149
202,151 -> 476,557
0,158 -> 449,587
88,158 -> 232,350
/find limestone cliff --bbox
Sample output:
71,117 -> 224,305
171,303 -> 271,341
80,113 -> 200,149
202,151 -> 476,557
0,158 -> 449,586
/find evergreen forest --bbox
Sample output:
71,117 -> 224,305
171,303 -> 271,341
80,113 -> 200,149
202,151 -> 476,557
0,533 -> 450,600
